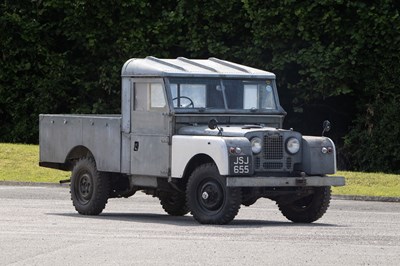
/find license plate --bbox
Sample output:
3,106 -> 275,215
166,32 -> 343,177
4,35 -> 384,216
229,156 -> 252,175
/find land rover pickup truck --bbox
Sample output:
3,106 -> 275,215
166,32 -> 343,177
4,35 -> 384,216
39,56 -> 345,224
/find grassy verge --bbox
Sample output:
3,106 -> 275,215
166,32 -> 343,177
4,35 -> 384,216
332,171 -> 400,197
1,143 -> 399,197
0,143 -> 69,183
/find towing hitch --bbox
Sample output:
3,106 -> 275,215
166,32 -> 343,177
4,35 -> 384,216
295,178 -> 307,186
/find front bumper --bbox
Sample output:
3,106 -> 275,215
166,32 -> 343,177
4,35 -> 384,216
226,176 -> 345,187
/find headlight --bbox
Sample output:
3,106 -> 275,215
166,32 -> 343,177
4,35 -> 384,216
286,137 -> 300,154
251,137 -> 262,154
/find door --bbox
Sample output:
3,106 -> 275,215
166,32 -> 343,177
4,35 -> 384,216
130,79 -> 172,177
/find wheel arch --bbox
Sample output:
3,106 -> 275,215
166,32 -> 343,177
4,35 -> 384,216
181,154 -> 216,182
65,145 -> 95,170
38,145 -> 95,171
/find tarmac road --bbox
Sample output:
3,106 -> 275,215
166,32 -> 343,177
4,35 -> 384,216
1,185 -> 399,265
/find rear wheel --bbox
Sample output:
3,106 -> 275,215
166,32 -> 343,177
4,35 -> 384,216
70,157 -> 110,215
186,163 -> 241,224
159,192 -> 189,216
277,186 -> 331,223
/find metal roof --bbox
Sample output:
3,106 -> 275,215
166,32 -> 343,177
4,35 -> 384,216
121,56 -> 275,79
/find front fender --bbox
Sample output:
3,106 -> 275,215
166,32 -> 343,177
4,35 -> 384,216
300,136 -> 337,175
171,136 -> 251,177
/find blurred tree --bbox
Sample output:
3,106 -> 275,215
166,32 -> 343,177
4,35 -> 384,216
0,0 -> 399,172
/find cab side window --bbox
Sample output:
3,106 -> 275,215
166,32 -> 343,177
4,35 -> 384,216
150,83 -> 166,109
134,82 -> 167,111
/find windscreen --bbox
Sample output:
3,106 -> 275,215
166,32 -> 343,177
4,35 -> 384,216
168,78 -> 276,111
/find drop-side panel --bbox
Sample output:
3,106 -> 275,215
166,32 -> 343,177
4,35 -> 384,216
82,116 -> 121,172
39,114 -> 82,165
39,114 -> 122,172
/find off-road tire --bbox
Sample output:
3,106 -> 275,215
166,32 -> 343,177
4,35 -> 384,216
70,157 -> 111,215
277,186 -> 331,223
186,163 -> 241,224
159,192 -> 189,216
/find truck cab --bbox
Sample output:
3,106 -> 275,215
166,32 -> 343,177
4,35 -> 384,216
39,56 -> 344,224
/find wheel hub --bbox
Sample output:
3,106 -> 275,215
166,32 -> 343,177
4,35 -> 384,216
202,191 -> 209,200
199,181 -> 223,211
78,173 -> 93,202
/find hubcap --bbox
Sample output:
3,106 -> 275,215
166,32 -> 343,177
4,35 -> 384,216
199,180 -> 224,211
202,192 -> 209,200
76,173 -> 93,204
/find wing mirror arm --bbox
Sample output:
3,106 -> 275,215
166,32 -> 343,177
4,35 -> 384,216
208,119 -> 223,136
322,120 -> 331,136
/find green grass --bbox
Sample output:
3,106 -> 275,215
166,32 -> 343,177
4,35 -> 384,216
332,171 -> 400,198
0,143 -> 69,183
1,143 -> 400,198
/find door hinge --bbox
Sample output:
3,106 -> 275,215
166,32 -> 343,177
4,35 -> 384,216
161,136 -> 171,145
160,168 -> 171,176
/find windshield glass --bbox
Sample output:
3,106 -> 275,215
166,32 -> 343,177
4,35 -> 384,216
168,78 -> 276,111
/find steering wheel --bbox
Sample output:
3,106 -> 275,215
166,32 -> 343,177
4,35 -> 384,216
172,96 -> 194,108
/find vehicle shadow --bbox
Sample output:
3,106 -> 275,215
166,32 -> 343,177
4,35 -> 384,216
50,212 -> 197,226
229,219 -> 339,228
49,212 -> 340,228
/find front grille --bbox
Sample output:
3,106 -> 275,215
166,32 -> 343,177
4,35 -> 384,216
286,157 -> 292,169
252,133 -> 293,172
263,135 -> 283,159
263,162 -> 283,169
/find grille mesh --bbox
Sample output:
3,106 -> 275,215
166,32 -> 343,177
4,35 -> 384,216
263,135 -> 283,159
263,162 -> 283,169
286,157 -> 292,169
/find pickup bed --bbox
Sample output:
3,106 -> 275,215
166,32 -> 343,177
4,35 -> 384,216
39,114 -> 121,172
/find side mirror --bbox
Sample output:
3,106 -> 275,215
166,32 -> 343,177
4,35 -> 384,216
208,119 -> 218,130
208,118 -> 223,135
322,120 -> 331,136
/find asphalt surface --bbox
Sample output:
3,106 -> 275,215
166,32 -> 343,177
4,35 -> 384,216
1,185 -> 400,265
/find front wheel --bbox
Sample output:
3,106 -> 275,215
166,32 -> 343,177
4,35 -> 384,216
70,157 -> 111,215
277,186 -> 331,223
186,163 -> 241,224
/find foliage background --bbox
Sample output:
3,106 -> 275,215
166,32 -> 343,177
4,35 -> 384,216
1,0 -> 399,173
